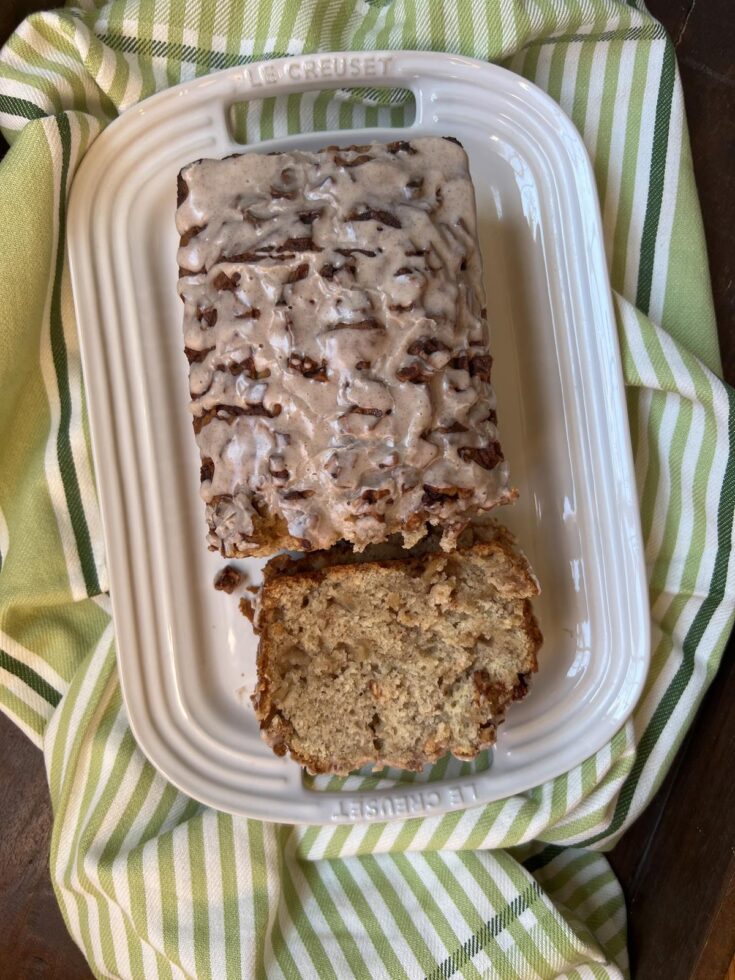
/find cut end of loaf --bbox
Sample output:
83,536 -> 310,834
252,522 -> 542,775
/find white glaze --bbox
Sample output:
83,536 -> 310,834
177,137 -> 513,553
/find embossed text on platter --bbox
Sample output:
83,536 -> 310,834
332,782 -> 478,822
242,55 -> 394,88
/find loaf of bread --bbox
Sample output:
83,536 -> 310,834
252,522 -> 541,774
176,137 -> 516,558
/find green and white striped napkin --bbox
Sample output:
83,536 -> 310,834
1,1 -> 733,977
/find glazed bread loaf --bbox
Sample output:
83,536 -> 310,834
176,137 -> 516,558
252,522 -> 541,774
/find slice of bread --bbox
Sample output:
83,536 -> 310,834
252,522 -> 541,775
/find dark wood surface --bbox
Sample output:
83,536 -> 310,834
1,1 -> 733,977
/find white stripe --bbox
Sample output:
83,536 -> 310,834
119,785 -> 188,979
563,761 -> 584,814
229,818 -> 257,979
327,819 -> 366,856
582,30 -> 609,152
118,52 -> 145,112
0,628 -> 69,693
645,390 -> 679,564
619,295 -> 658,384
654,328 -> 731,595
556,33 -> 582,121
430,804 -> 482,851
594,896 -> 627,945
490,795 -> 534,847
201,815 -> 228,980
89,751 -> 153,980
601,40 -> 637,266
173,822 -> 196,975
296,821 -> 331,860
0,665 -> 54,718
442,1 -> 461,52
634,622 -> 682,731
651,403 -> 706,605
261,823 -> 288,980
529,40 -> 554,94
522,0 -> 548,42
489,855 -> 535,907
469,2 -> 490,60
498,0 -> 516,57
623,43 -> 664,298
138,928 -> 166,980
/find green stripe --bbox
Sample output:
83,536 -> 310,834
248,820 -> 270,980
0,646 -> 61,705
636,42 -> 675,313
158,832 -> 181,966
522,843 -> 566,875
425,882 -> 543,980
50,114 -> 100,595
100,31 -> 288,70
188,817 -> 212,980
0,685 -> 48,740
523,24 -> 666,47
216,814 -> 242,980
271,901 -> 302,980
0,94 -> 46,120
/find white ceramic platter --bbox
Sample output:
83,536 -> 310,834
67,51 -> 649,824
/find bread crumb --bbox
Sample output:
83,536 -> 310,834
239,596 -> 255,623
214,565 -> 244,594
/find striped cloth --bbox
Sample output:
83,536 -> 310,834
0,1 -> 732,977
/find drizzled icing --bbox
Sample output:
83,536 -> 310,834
176,137 -> 515,555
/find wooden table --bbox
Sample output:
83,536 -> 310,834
1,1 -> 733,976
